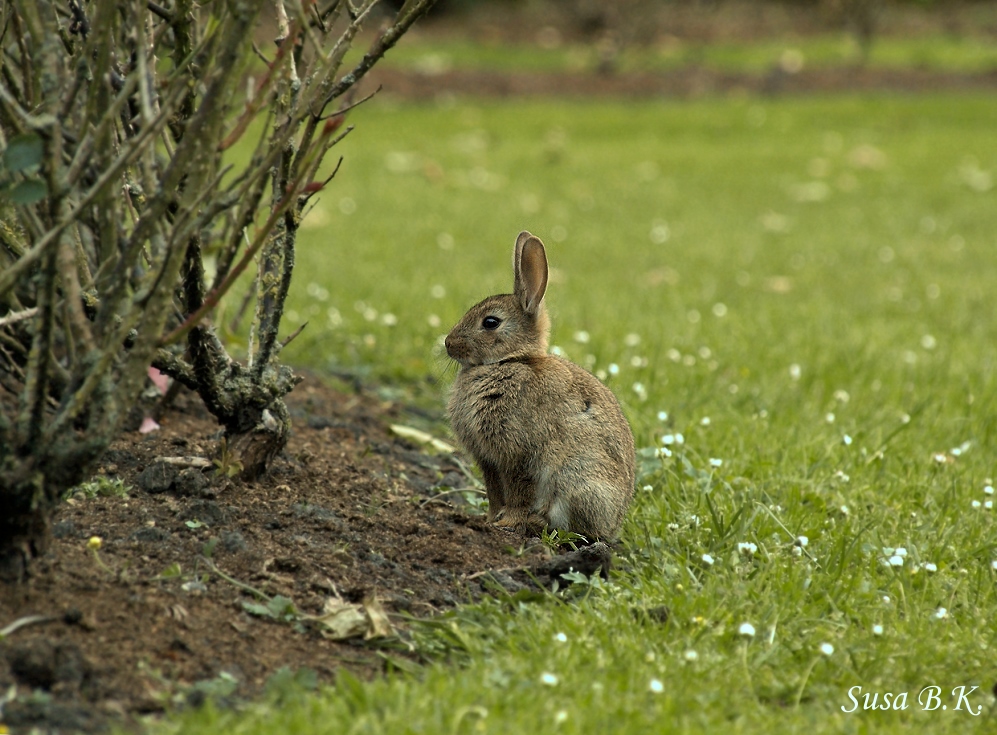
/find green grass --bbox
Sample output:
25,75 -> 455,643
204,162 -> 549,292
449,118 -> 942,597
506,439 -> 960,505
376,33 -> 997,75
167,93 -> 997,733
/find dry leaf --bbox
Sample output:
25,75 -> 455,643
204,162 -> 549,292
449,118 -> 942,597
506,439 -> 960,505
390,424 -> 455,454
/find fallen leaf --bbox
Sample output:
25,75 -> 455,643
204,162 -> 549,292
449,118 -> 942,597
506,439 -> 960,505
390,424 -> 455,454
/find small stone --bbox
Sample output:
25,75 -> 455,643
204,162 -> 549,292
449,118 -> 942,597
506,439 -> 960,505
137,462 -> 176,494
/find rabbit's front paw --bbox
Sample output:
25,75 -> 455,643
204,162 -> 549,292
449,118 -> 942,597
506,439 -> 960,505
494,511 -> 544,535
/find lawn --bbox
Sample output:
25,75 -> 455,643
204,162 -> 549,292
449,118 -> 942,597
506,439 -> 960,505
168,93 -> 997,733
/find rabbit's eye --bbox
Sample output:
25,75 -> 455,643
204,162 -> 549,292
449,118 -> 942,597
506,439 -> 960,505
482,316 -> 502,330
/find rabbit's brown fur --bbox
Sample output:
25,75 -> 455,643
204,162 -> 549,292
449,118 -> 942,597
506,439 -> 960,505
445,232 -> 636,541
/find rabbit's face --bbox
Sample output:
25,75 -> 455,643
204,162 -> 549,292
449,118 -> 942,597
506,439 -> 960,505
445,294 -> 548,367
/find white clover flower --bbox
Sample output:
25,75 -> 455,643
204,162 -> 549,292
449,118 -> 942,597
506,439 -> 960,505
843,434 -> 853,446
675,433 -> 685,444
554,632 -> 568,643
972,500 -> 982,509
796,536 -> 809,548
934,607 -> 948,620
701,553 -> 715,566
550,345 -> 564,356
662,434 -> 676,445
573,330 -> 590,344
607,363 -> 620,375
649,678 -> 664,694
986,500 -> 993,510
657,410 -> 669,421
701,416 -> 711,426
834,470 -> 850,482
789,364 -> 801,380
840,504 -> 850,515
882,596 -> 891,604
991,560 -> 997,571
738,542 -> 758,556
888,555 -> 904,567
985,485 -> 995,495
872,624 -> 884,636
642,485 -> 653,492
895,547 -> 907,557
819,643 -> 834,657
709,458 -> 723,468
541,672 -> 559,686
683,650 -> 699,662
624,333 -> 642,347
923,562 -> 938,573
555,710 -> 568,724
791,546 -> 803,557
825,413 -> 836,423
738,622 -> 756,638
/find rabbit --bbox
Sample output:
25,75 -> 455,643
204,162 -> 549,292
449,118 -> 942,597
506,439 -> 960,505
445,231 -> 636,542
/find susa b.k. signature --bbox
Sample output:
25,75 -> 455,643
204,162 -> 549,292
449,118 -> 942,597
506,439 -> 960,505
841,685 -> 982,715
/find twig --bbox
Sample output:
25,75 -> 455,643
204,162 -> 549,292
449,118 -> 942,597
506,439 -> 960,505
0,614 -> 58,640
279,321 -> 307,349
150,456 -> 212,468
0,307 -> 38,328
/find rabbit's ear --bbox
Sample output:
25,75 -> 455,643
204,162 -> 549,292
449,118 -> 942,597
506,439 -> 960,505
513,231 -> 548,316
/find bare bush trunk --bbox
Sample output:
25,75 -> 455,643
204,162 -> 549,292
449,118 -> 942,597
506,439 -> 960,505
0,0 -> 437,580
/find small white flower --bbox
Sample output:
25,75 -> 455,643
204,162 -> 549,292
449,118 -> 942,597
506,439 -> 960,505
554,632 -> 568,643
649,678 -> 664,694
660,447 -> 673,458
789,364 -> 802,381
607,363 -> 620,376
738,542 -> 757,556
834,389 -> 850,403
972,500 -> 982,509
819,643 -> 834,657
888,555 -> 904,567
573,330 -> 590,344
796,536 -> 809,547
701,553 -> 715,566
554,710 -> 568,724
985,485 -> 995,495
541,672 -> 559,686
791,545 -> 803,557
843,434 -> 853,446
701,416 -> 711,426
991,560 -> 997,571
934,607 -> 948,620
840,504 -> 850,515
834,470 -> 850,482
624,333 -> 642,347
675,433 -> 685,444
657,410 -> 669,421
825,412 -> 836,423
683,650 -> 699,662
667,523 -> 680,531
985,500 -> 993,510
872,624 -> 884,636
738,622 -> 756,638
709,458 -> 723,467
642,485 -> 653,492
882,596 -> 891,604
662,434 -> 676,445
895,547 -> 907,557
923,562 -> 938,573
550,345 -> 564,356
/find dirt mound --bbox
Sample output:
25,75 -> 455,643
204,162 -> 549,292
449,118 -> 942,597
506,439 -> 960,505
0,376 -> 560,732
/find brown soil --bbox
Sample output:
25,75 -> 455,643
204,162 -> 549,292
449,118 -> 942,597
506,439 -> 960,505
369,65 -> 997,101
0,375 -> 558,733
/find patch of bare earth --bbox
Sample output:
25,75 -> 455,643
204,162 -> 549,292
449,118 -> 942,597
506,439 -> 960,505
0,375 -> 559,732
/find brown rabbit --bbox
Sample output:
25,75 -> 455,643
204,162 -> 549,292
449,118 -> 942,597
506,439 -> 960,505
445,231 -> 636,541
